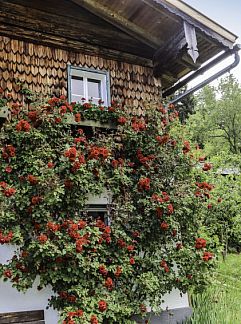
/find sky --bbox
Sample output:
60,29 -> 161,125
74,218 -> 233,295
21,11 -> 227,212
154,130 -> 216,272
182,0 -> 241,86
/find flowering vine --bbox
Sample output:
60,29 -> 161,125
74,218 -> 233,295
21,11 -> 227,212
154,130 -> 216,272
0,93 -> 217,323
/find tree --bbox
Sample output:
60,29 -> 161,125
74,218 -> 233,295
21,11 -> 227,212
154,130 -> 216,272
187,75 -> 241,156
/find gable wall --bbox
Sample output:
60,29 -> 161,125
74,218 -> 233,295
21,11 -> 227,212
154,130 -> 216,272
0,36 -> 161,113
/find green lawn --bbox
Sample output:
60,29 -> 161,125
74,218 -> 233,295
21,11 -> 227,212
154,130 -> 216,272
187,254 -> 241,324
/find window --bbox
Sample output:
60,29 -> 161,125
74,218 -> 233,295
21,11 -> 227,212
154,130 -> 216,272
68,66 -> 110,106
82,191 -> 112,226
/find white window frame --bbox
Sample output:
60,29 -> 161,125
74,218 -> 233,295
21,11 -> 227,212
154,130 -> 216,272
68,65 -> 110,106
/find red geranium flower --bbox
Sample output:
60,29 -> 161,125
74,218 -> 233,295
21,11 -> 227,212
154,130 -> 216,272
105,277 -> 114,290
130,257 -> 135,265
90,315 -> 98,324
160,221 -> 169,230
138,177 -> 150,191
203,163 -> 212,171
203,251 -> 213,261
4,188 -> 16,197
38,234 -> 48,243
98,300 -> 108,312
16,120 -> 31,132
118,116 -> 127,125
27,175 -> 38,185
99,265 -> 108,277
3,269 -> 12,278
195,238 -> 206,249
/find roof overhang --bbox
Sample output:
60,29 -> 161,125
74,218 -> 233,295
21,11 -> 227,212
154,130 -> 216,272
70,0 -> 238,89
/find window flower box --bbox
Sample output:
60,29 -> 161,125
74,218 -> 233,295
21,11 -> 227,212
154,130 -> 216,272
64,114 -> 117,129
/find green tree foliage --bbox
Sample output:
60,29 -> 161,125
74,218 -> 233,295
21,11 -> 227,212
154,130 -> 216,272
187,75 -> 241,155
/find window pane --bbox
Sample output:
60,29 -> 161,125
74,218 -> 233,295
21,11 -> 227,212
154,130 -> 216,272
88,79 -> 101,100
71,77 -> 84,102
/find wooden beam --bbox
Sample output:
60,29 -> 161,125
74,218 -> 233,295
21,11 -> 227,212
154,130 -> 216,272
153,29 -> 187,77
0,1 -> 153,59
70,0 -> 160,49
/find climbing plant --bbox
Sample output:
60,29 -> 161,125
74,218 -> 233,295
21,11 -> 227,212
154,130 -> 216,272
0,92 -> 217,324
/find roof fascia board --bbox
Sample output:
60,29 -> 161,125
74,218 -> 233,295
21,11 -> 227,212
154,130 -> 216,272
150,0 -> 237,48
166,0 -> 237,43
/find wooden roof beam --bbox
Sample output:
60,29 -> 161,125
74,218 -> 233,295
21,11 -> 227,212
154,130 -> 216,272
70,0 -> 160,49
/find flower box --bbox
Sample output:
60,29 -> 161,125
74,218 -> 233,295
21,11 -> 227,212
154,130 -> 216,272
64,114 -> 117,129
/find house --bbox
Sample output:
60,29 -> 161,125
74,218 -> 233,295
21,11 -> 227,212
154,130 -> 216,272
0,1 -> 239,323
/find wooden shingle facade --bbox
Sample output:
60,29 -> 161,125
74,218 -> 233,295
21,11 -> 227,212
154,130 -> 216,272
0,35 -> 161,113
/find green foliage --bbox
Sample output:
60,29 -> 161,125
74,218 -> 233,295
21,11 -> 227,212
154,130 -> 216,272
0,93 -> 217,324
188,254 -> 241,324
187,75 -> 241,155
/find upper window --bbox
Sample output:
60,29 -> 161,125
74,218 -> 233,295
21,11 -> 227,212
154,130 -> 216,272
68,66 -> 110,106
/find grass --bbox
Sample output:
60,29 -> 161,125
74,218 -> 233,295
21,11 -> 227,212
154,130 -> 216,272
187,254 -> 241,324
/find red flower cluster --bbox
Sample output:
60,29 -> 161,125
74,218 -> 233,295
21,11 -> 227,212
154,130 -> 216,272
2,145 -> 16,160
75,113 -> 81,122
105,277 -> 114,290
167,203 -> 174,215
5,166 -> 12,173
88,146 -> 109,160
31,196 -> 42,205
38,234 -> 48,244
3,269 -> 12,278
27,175 -> 38,185
99,265 -> 108,277
138,177 -> 150,191
118,116 -> 127,125
64,147 -> 77,162
203,251 -> 213,261
131,118 -> 146,132
28,111 -> 38,122
47,161 -> 54,168
196,182 -> 214,191
129,257 -> 135,265
195,181 -> 214,199
160,259 -> 169,273
111,158 -> 124,169
83,102 -> 92,109
74,137 -> 86,145
158,105 -> 167,114
117,239 -> 126,248
16,120 -> 31,132
0,230 -> 13,244
3,187 -> 16,197
203,163 -> 212,171
152,191 -> 170,203
137,149 -> 155,168
115,266 -> 122,277
47,222 -> 60,232
101,226 -> 111,244
182,141 -> 191,154
160,221 -> 169,231
195,238 -> 206,249
66,310 -> 84,319
156,134 -> 170,145
59,291 -> 77,303
98,300 -> 108,312
90,315 -> 98,324
76,235 -> 90,253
